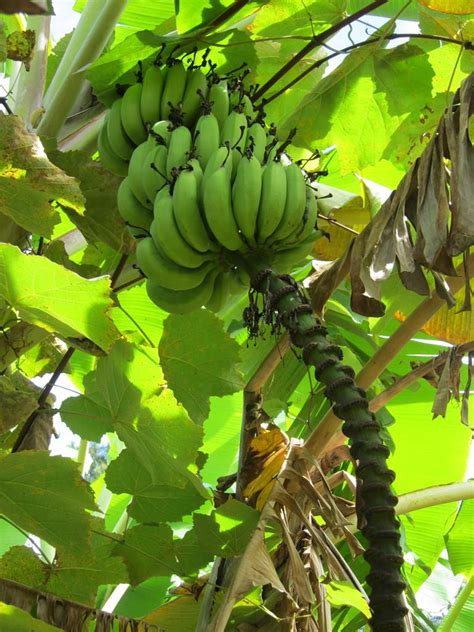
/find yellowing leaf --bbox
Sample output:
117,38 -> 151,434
0,115 -> 83,237
243,447 -> 287,498
248,427 -> 287,458
417,0 -> 474,15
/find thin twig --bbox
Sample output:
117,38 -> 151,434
110,253 -> 129,288
317,213 -> 360,235
253,0 -> 389,101
262,33 -> 469,107
11,347 -> 75,452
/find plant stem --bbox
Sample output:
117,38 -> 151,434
12,347 -> 75,452
37,0 -> 127,139
76,439 -> 89,477
247,267 -> 407,631
58,111 -> 106,153
13,15 -> 50,128
42,0 -> 106,109
253,0 -> 388,101
438,575 -> 474,631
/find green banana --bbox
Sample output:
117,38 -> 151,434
201,146 -> 233,201
181,67 -> 208,127
117,177 -> 152,236
272,231 -> 317,271
173,168 -> 213,253
136,237 -> 214,290
209,80 -> 229,128
166,125 -> 192,176
205,271 -> 229,313
295,187 -> 318,241
203,166 -> 247,252
128,139 -> 156,209
246,122 -> 267,164
142,144 -> 168,202
121,83 -> 147,146
187,158 -> 203,189
150,119 -> 171,145
161,60 -> 187,120
220,110 -> 248,174
241,93 -> 255,119
256,161 -> 287,243
140,64 -> 166,125
97,121 -> 128,176
194,113 -> 220,169
151,186 -> 214,269
146,269 -> 218,314
268,163 -> 307,243
231,153 -> 261,245
106,98 -> 135,161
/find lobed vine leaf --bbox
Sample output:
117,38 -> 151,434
0,453 -> 96,554
159,310 -> 243,424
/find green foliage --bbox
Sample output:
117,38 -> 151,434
0,244 -> 121,351
159,311 -> 243,424
1,1 -> 474,630
0,453 -> 95,553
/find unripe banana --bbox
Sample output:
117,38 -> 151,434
246,122 -> 267,164
220,110 -> 247,175
141,64 -> 166,124
209,80 -> 229,128
256,161 -> 287,243
272,231 -> 318,271
121,83 -> 147,146
203,166 -> 247,252
231,154 -> 261,245
241,93 -> 255,119
201,146 -> 233,201
205,271 -> 229,313
150,119 -> 171,146
194,113 -> 220,169
151,186 -> 214,269
173,168 -> 212,253
161,60 -> 187,120
181,67 -> 208,127
142,144 -> 168,203
136,237 -> 214,290
97,121 -> 128,176
117,177 -> 152,237
186,158 -> 203,189
128,139 -> 156,208
146,269 -> 218,314
284,185 -> 318,245
106,98 -> 135,161
269,163 -> 307,244
166,125 -> 192,176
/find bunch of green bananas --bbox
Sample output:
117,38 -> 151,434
98,55 -> 230,176
102,54 -> 320,314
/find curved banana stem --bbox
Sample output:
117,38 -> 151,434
248,266 -> 407,632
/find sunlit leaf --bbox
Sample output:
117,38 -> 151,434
159,311 -> 243,424
418,0 -> 474,14
0,602 -> 58,632
325,580 -> 371,618
0,453 -> 95,553
0,244 -> 121,351
194,499 -> 260,557
445,499 -> 474,578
